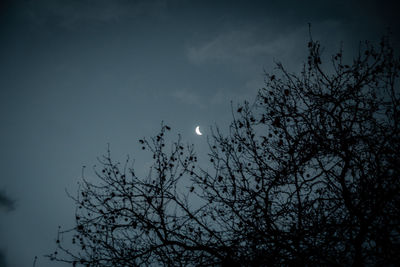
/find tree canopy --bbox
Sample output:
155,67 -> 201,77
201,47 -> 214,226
49,36 -> 400,266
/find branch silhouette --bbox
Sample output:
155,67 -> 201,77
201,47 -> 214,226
48,36 -> 400,266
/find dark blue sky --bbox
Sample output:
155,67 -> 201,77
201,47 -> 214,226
0,0 -> 399,266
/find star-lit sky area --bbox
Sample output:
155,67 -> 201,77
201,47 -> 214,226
0,0 -> 399,266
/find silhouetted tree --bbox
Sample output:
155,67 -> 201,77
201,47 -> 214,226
49,36 -> 400,266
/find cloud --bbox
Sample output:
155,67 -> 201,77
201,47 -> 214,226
187,31 -> 254,65
22,0 -> 168,28
186,29 -> 296,64
185,26 -> 310,74
186,19 -> 351,75
209,86 -> 259,106
172,87 -> 258,111
171,89 -> 206,109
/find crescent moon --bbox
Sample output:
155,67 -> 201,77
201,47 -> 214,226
195,126 -> 203,136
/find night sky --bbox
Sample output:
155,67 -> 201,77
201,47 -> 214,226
0,1 -> 399,266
